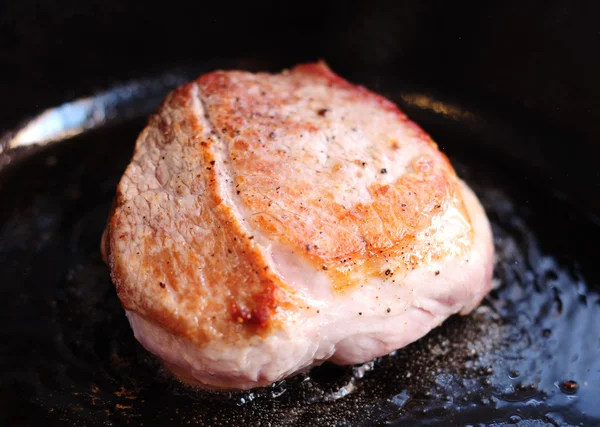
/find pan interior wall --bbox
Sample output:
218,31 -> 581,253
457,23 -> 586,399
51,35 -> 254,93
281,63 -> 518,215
0,77 -> 598,427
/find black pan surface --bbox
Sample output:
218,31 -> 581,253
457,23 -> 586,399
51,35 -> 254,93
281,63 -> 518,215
1,64 -> 599,426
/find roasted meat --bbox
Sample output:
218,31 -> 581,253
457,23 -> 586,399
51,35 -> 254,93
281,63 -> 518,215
101,62 -> 494,390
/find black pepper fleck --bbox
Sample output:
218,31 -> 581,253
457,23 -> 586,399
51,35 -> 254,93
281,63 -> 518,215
385,269 -> 391,276
381,168 -> 387,174
317,108 -> 329,116
386,308 -> 391,313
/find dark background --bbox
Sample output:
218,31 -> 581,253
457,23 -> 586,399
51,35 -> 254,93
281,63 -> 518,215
1,1 -> 599,141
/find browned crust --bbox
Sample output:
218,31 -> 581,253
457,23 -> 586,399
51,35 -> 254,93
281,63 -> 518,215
105,83 -> 294,345
197,62 -> 472,289
103,62 -> 474,346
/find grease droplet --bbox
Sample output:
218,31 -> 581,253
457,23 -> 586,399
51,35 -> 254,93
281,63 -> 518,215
560,380 -> 579,394
509,415 -> 522,423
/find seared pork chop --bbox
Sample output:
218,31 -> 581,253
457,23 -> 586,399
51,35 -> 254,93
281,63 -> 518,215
101,62 -> 494,390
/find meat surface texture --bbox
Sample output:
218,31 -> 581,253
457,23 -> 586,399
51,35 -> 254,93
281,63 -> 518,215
101,62 -> 494,390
